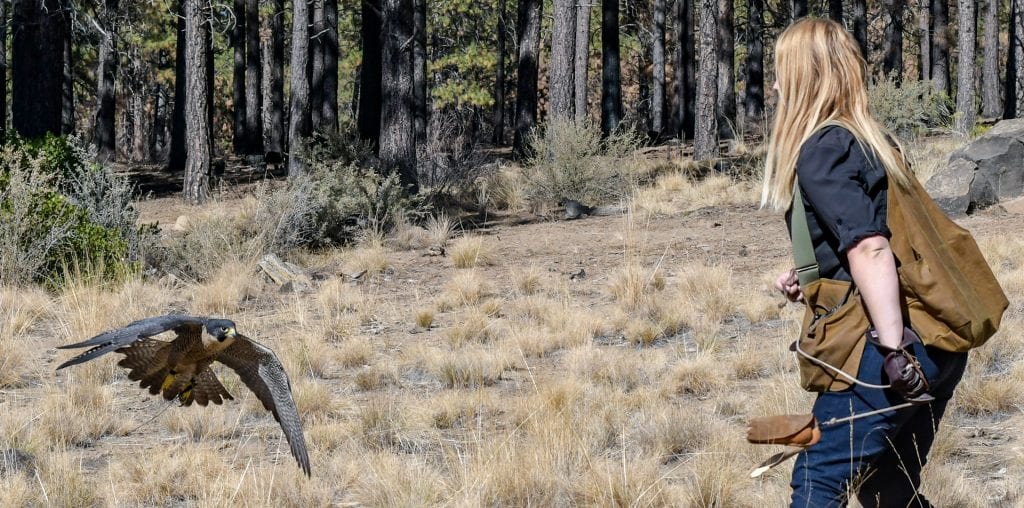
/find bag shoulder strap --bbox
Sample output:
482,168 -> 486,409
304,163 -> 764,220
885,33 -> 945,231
790,180 -> 819,288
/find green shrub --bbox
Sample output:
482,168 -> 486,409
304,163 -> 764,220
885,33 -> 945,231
523,119 -> 641,207
0,136 -> 146,287
868,75 -> 953,137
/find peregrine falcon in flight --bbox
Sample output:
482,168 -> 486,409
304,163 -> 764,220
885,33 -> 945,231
56,315 -> 311,476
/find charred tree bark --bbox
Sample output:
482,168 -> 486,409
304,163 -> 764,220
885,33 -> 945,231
919,0 -> 930,81
982,0 -> 1001,118
1010,0 -> 1024,117
882,0 -> 904,84
792,0 -> 807,19
183,0 -> 211,204
549,0 -> 575,120
93,0 -> 118,161
12,0 -> 65,138
311,0 -> 324,131
232,0 -> 246,153
600,0 -> 622,135
930,0 -> 950,95
493,0 -> 506,144
288,0 -> 312,175
267,0 -> 285,158
694,0 -> 717,161
744,0 -> 764,132
0,0 -> 6,141
852,0 -> 868,61
955,0 -> 975,136
717,0 -> 734,139
413,0 -> 426,143
357,0 -> 382,147
169,0 -> 187,170
828,0 -> 842,22
652,0 -> 666,135
61,3 -> 73,135
321,0 -> 339,133
573,1 -> 591,124
513,0 -> 541,157
671,0 -> 696,139
245,0 -> 263,154
380,0 -> 417,192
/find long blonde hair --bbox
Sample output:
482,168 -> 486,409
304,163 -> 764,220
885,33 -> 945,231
761,18 -> 911,210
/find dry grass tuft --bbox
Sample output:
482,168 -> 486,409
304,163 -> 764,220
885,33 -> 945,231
632,172 -> 758,218
445,309 -> 501,347
36,382 -> 120,447
165,404 -> 241,441
437,270 -> 493,310
348,451 -> 445,506
575,456 -> 673,506
0,287 -> 51,387
354,364 -> 401,391
336,338 -> 374,368
425,212 -> 457,247
449,235 -> 497,268
607,262 -> 665,311
344,241 -> 391,277
513,264 -> 545,295
425,346 -> 512,389
31,451 -> 98,506
190,260 -> 257,315
414,308 -> 435,329
665,355 -> 728,398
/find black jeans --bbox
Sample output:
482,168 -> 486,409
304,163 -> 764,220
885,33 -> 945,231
790,339 -> 968,507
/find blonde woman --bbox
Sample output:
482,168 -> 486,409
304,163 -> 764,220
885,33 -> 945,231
765,19 -> 967,507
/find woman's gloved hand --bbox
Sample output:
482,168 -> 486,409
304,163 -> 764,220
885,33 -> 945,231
867,327 -> 933,402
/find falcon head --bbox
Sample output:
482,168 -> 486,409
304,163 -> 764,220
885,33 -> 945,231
206,319 -> 237,342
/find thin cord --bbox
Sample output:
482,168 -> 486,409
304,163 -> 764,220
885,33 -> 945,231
125,399 -> 176,435
792,340 -> 891,390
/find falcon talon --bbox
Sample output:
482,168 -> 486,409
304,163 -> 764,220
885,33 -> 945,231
56,314 -> 311,477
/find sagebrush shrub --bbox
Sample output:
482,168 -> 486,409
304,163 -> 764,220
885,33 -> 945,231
869,75 -> 953,137
524,119 -> 641,207
0,137 -> 143,286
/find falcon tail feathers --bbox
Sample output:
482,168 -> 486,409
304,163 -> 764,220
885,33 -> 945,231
55,342 -> 120,370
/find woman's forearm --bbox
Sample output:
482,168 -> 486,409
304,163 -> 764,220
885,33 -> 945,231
847,235 -> 904,349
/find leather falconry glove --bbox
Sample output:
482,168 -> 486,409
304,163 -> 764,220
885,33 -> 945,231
867,327 -> 933,403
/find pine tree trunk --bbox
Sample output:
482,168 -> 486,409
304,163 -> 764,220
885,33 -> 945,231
267,0 -> 285,158
288,0 -> 312,175
232,0 -> 246,153
882,0 -> 904,84
513,0 -> 541,157
153,84 -> 168,158
1014,0 -> 1024,116
676,0 -> 696,139
130,63 -> 148,162
493,0 -> 506,144
573,1 -> 590,124
931,0 -> 951,95
61,3 -> 73,135
694,0 -> 717,161
717,0 -> 735,139
93,0 -> 118,161
169,0 -> 187,170
413,0 -> 427,144
981,0 -> 1001,118
549,0 -> 576,120
744,0 -> 764,133
380,0 -> 417,193
955,0 -> 976,136
919,0 -> 930,81
311,0 -> 324,131
357,0 -> 382,147
600,0 -> 622,135
652,0 -> 666,135
852,0 -> 868,61
12,0 -> 65,138
1006,0 -> 1018,118
792,0 -> 807,19
0,0 -> 6,142
829,0 -> 842,22
321,0 -> 339,133
245,0 -> 263,154
183,0 -> 211,204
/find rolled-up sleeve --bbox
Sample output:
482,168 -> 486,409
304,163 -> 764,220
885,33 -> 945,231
796,129 -> 890,253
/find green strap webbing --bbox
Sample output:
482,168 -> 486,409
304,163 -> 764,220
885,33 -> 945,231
791,180 -> 820,288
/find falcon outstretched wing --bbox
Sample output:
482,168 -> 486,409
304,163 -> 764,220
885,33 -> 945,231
56,315 -> 206,370
216,336 -> 310,476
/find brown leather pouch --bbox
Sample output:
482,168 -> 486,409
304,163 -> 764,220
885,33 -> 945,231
747,413 -> 821,446
794,278 -> 871,392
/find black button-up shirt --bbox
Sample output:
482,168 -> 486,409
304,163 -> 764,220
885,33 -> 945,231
785,125 -> 891,282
